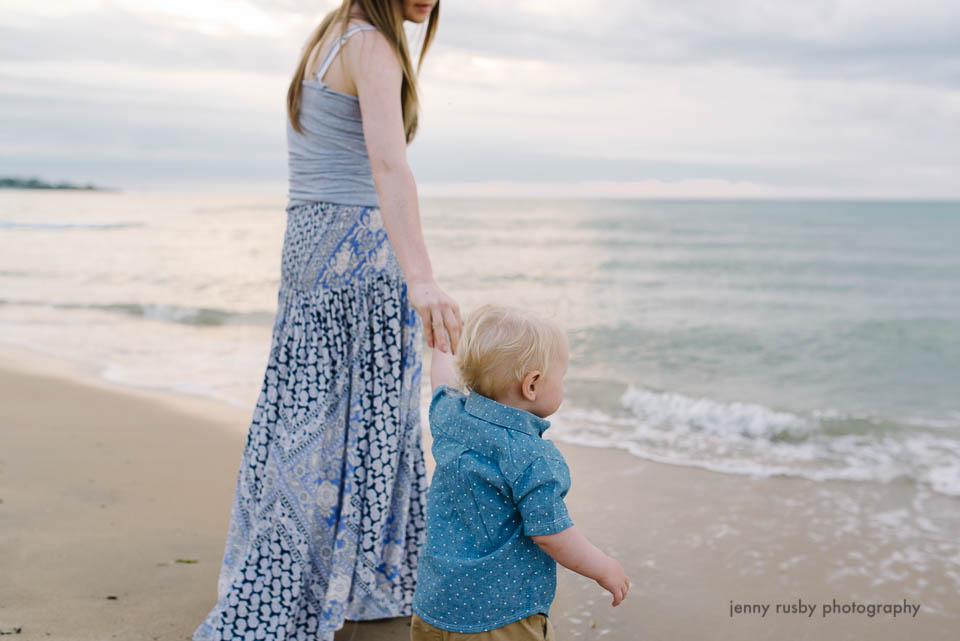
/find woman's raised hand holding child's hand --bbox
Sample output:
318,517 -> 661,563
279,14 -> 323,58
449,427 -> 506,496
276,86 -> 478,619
406,278 -> 463,354
597,556 -> 630,606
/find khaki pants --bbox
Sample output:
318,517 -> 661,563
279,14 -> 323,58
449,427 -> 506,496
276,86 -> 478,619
411,613 -> 556,641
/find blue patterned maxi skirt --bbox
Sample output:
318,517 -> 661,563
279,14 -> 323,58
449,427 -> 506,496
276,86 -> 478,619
194,202 -> 427,641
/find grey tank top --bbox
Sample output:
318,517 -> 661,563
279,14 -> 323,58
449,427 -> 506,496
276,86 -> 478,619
286,24 -> 380,208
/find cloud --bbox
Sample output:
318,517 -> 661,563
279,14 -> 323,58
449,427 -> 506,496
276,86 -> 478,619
432,1 -> 960,88
0,0 -> 957,197
0,4 -> 296,72
409,49 -> 959,193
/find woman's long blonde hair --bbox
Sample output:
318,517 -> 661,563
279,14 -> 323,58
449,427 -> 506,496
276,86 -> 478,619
286,0 -> 439,143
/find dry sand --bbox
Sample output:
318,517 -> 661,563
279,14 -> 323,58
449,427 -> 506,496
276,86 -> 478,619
1,348 -> 957,640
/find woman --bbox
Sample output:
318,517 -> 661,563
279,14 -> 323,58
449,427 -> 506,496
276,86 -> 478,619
193,1 -> 461,639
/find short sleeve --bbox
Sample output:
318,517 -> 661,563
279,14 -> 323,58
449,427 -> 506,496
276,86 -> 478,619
428,384 -> 459,432
430,383 -> 454,405
510,456 -> 574,536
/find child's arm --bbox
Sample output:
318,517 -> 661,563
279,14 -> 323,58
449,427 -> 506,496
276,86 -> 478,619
532,526 -> 630,606
430,344 -> 458,390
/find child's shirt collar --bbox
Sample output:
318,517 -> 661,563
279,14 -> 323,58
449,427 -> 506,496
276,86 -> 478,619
463,390 -> 552,437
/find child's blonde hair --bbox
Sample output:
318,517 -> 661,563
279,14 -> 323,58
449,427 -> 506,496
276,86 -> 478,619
455,304 -> 567,399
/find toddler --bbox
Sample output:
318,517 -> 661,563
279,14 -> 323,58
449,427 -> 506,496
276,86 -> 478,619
411,304 -> 629,640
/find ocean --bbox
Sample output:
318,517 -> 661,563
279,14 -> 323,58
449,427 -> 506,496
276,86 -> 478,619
2,190 -> 958,497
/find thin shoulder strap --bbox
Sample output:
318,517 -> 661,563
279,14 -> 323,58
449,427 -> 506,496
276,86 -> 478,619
315,24 -> 378,82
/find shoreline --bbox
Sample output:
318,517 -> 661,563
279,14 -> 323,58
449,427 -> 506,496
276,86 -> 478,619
1,345 -> 957,640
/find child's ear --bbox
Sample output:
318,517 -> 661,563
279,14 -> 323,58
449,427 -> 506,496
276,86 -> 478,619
521,371 -> 541,402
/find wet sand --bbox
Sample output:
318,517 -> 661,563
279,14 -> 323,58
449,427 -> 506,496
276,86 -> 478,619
1,348 -> 957,640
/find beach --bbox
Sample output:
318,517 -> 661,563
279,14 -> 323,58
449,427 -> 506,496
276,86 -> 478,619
2,344 -> 957,641
4,0 -> 960,636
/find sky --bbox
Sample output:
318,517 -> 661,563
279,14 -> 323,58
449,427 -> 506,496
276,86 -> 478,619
0,0 -> 958,198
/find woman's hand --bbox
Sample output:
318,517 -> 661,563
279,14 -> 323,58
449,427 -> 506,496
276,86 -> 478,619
407,278 -> 463,354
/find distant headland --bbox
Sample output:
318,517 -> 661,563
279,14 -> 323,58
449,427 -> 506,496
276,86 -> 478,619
1,177 -> 109,191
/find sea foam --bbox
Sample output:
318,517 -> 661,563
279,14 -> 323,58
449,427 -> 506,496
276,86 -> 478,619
548,385 -> 960,497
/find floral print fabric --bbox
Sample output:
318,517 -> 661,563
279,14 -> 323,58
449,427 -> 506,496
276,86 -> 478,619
194,202 -> 427,641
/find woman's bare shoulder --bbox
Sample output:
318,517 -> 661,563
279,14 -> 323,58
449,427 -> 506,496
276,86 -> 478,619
344,22 -> 401,75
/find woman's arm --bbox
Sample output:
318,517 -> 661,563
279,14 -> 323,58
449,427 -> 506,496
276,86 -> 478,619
531,526 -> 630,606
348,30 -> 462,353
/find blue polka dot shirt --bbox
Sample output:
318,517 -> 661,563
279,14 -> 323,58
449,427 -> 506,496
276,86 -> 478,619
412,384 -> 574,633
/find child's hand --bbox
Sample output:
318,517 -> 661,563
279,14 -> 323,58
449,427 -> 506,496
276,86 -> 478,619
531,527 -> 630,607
597,556 -> 630,606
431,343 -> 458,390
